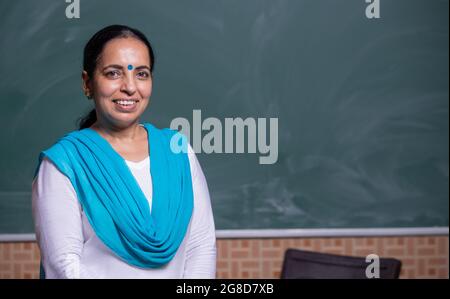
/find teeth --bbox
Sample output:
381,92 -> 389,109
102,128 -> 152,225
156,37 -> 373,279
114,100 -> 137,106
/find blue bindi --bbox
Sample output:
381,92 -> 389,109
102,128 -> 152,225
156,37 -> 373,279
127,64 -> 133,70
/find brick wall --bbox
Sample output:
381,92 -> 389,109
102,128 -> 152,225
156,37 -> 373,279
216,236 -> 448,279
0,236 -> 448,279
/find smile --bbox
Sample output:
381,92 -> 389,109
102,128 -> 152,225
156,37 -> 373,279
112,99 -> 139,111
113,99 -> 139,105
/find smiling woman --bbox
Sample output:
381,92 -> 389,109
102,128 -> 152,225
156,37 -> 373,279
80,25 -> 154,133
31,25 -> 217,279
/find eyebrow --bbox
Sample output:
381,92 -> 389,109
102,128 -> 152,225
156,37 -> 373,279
135,65 -> 151,71
102,64 -> 151,71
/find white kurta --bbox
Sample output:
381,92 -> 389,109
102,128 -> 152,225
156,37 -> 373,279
32,143 -> 216,279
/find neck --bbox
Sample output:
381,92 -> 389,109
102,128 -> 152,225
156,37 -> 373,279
91,119 -> 144,143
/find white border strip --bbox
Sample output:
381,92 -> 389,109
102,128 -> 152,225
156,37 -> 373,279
0,234 -> 36,242
0,227 -> 448,242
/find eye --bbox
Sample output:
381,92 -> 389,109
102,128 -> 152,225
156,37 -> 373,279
137,71 -> 150,79
105,70 -> 121,79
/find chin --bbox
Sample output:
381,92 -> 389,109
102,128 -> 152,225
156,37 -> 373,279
110,116 -> 141,128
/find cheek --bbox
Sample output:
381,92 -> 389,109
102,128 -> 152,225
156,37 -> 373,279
95,79 -> 121,97
138,80 -> 153,98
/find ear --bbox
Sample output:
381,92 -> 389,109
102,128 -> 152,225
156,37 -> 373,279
81,71 -> 92,98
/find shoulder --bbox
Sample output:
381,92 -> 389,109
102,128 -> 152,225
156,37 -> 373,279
32,157 -> 78,207
142,122 -> 189,150
143,123 -> 200,174
33,130 -> 74,179
40,129 -> 84,158
34,157 -> 72,187
35,129 -> 82,181
142,122 -> 180,139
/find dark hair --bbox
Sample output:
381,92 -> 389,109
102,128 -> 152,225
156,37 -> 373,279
78,25 -> 155,130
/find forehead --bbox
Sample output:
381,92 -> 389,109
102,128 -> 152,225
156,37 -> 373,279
98,37 -> 150,66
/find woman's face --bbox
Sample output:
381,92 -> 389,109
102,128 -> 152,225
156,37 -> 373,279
84,37 -> 152,128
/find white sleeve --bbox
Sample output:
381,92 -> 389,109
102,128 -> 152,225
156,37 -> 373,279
31,157 -> 85,279
183,144 -> 217,279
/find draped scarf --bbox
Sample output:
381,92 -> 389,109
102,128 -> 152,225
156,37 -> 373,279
34,122 -> 193,275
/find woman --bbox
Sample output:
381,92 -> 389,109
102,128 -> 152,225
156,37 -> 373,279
31,25 -> 216,278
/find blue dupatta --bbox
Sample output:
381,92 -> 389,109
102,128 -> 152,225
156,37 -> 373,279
34,122 -> 193,277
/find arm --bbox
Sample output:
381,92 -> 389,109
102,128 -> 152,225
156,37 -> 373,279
32,158 -> 85,278
183,145 -> 217,279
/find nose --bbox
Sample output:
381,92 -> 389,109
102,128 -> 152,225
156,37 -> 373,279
120,72 -> 137,95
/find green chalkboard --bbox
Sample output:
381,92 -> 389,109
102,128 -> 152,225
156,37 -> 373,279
0,0 -> 448,234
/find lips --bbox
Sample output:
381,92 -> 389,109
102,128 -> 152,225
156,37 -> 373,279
112,99 -> 139,111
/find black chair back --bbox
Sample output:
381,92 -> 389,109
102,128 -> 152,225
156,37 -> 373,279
281,248 -> 402,279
